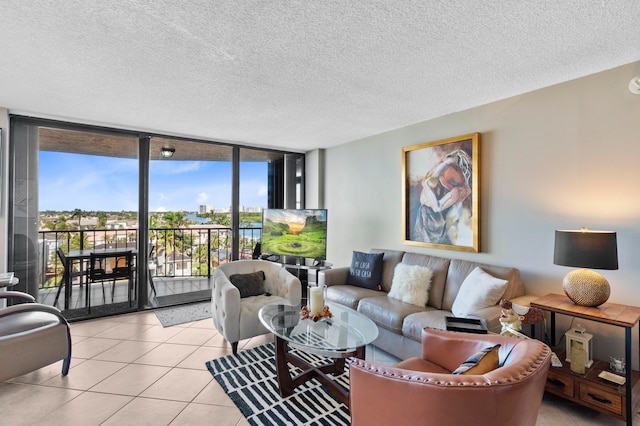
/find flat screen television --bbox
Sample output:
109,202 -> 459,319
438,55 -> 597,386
261,209 -> 328,260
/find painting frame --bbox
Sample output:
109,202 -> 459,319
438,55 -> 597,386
402,132 -> 480,252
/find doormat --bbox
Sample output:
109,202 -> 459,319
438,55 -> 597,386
205,342 -> 350,426
154,301 -> 211,327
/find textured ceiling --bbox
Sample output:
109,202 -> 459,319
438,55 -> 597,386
1,1 -> 639,152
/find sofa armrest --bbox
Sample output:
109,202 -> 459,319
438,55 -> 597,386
468,305 -> 504,333
318,267 -> 349,287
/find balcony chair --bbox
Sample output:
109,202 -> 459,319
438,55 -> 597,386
350,327 -> 551,426
53,247 -> 89,308
212,260 -> 301,354
88,251 -> 134,305
0,291 -> 72,382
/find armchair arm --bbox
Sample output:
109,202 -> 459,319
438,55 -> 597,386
0,291 -> 36,303
318,267 -> 349,287
350,359 -> 496,425
211,270 -> 242,343
0,303 -> 68,325
274,266 -> 302,304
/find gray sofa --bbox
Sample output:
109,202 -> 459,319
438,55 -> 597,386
319,249 -> 529,360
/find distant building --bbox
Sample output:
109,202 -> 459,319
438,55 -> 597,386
199,205 -> 214,214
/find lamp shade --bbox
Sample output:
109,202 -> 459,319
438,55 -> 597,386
553,230 -> 618,270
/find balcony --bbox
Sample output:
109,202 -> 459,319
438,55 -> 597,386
36,226 -> 261,319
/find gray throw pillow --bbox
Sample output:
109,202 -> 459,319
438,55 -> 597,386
347,251 -> 384,290
229,271 -> 266,298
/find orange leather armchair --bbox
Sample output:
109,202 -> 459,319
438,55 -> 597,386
350,328 -> 551,426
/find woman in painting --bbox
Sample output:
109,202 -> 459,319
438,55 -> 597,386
413,149 -> 472,245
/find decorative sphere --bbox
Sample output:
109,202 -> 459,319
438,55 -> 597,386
562,269 -> 610,307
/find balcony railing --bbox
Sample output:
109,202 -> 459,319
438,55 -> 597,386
37,226 -> 261,292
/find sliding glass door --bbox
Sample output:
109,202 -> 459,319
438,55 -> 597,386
8,116 -> 304,319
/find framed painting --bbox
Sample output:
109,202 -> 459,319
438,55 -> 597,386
402,132 -> 480,252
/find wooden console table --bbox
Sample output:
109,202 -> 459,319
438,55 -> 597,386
531,293 -> 640,424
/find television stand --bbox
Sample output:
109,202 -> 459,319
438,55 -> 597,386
262,257 -> 332,291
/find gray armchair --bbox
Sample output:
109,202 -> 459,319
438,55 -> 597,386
0,291 -> 72,382
212,260 -> 301,354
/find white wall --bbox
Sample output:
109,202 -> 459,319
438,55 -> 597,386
321,61 -> 640,363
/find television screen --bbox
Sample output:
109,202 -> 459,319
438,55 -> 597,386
261,209 -> 328,260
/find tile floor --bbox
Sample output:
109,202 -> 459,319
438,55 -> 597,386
0,310 -> 638,425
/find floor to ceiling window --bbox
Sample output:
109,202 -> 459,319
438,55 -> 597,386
8,116 -> 304,319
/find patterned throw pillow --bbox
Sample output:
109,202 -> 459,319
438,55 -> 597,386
346,251 -> 384,290
452,344 -> 501,375
229,271 -> 266,298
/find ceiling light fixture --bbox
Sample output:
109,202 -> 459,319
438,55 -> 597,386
160,147 -> 175,158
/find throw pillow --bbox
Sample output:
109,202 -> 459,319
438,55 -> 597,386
388,263 -> 433,307
452,344 -> 501,375
229,271 -> 266,298
347,251 -> 384,290
451,267 -> 508,317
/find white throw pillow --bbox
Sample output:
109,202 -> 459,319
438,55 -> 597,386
452,267 -> 508,317
388,263 -> 433,307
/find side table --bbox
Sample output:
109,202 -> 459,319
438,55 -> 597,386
531,293 -> 640,425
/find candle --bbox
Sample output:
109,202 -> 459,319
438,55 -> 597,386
309,286 -> 324,316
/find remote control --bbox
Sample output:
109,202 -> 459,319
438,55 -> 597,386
551,352 -> 562,367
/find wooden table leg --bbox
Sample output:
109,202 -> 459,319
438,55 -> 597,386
274,336 -> 294,397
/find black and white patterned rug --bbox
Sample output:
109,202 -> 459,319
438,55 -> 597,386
205,342 -> 351,426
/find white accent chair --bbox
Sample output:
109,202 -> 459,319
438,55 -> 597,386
212,260 -> 301,354
0,291 -> 72,382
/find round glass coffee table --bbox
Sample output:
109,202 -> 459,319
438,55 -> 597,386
259,300 -> 378,407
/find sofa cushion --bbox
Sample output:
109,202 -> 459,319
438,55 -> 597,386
357,296 -> 426,334
371,249 -> 405,292
229,271 -> 266,298
452,344 -> 501,375
443,259 -> 522,311
400,252 -> 451,310
326,285 -> 381,310
401,310 -> 451,342
347,251 -> 384,290
388,263 -> 433,307
451,267 -> 508,317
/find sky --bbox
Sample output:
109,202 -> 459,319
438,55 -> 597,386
39,152 -> 268,212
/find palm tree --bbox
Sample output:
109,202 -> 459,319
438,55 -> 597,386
70,209 -> 83,229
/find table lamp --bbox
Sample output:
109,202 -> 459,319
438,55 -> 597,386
553,228 -> 618,307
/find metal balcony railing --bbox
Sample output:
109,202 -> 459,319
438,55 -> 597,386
37,226 -> 261,291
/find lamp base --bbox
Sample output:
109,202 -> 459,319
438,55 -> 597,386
562,268 -> 610,307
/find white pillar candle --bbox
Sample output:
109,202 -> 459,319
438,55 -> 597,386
309,286 -> 324,316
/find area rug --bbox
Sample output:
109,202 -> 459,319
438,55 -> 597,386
206,342 -> 351,426
154,301 -> 211,327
